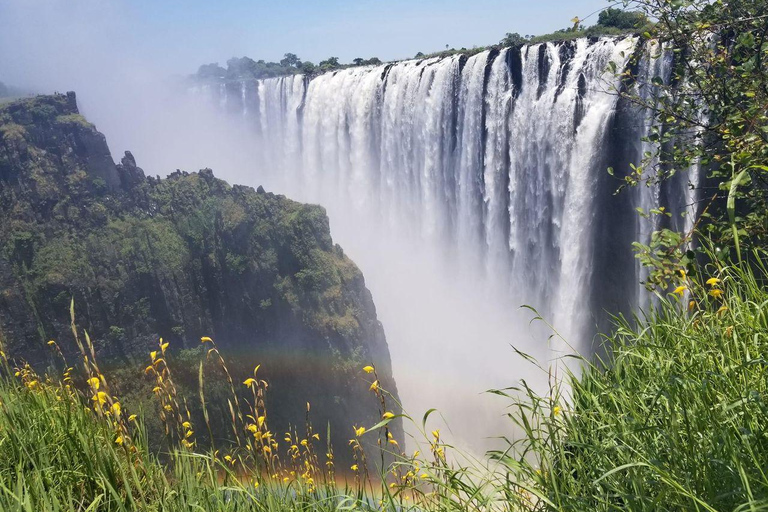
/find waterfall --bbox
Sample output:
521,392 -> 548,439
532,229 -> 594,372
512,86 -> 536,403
194,36 -> 701,452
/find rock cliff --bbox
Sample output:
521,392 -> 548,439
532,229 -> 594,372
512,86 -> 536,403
0,92 -> 401,454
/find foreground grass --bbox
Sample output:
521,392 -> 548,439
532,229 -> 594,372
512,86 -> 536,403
1,254 -> 768,510
497,254 -> 768,510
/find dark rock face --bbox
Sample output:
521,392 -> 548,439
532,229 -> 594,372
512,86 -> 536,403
0,92 -> 401,455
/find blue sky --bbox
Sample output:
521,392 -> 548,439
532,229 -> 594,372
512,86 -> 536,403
1,0 -> 613,86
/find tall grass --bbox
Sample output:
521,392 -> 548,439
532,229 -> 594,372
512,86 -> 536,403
1,253 -> 767,510
497,252 -> 768,510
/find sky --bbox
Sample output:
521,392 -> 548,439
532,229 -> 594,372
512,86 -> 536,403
1,0 -> 612,88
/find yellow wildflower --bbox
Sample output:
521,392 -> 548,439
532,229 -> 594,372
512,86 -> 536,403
115,435 -> 124,446
312,433 -> 320,440
47,340 -> 56,346
553,405 -> 561,416
243,378 -> 256,387
92,391 -> 108,405
673,285 -> 687,296
258,416 -> 266,428
369,380 -> 379,392
351,464 -> 359,472
709,289 -> 723,299
382,411 -> 395,419
160,342 -> 169,353
200,336 -> 212,343
354,426 -> 366,437
717,305 -> 728,315
300,439 -> 308,447
706,277 -> 721,286
111,402 -> 121,416
87,377 -> 100,390
128,414 -> 137,422
431,429 -> 440,440
150,351 -> 157,361
182,421 -> 192,429
363,365 -> 375,374
246,424 -> 258,434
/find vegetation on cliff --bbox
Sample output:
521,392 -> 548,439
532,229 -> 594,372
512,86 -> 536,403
0,92 -> 401,457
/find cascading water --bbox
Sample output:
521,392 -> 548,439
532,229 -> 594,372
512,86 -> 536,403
192,36 -> 700,453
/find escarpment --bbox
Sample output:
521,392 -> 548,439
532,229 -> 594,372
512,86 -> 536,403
0,92 -> 401,455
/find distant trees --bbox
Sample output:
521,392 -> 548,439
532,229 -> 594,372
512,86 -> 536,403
194,53 -> 384,82
500,32 -> 528,47
597,7 -> 648,29
196,63 -> 226,79
319,57 -> 340,71
279,53 -> 302,68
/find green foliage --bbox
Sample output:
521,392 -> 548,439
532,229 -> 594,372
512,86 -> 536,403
619,0 -> 768,282
597,7 -> 648,29
494,254 -> 768,510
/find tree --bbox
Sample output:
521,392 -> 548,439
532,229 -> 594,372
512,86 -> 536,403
300,61 -> 316,74
318,57 -> 340,70
196,63 -> 226,80
280,53 -> 301,68
597,7 -> 648,30
352,58 -> 366,66
414,52 -> 425,59
364,57 -> 382,66
500,32 -> 528,47
620,0 -> 768,285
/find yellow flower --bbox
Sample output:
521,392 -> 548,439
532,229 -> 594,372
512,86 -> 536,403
688,300 -> 697,311
382,411 -> 395,419
87,377 -> 100,390
47,340 -> 56,346
257,416 -> 266,428
673,285 -> 687,296
128,414 -> 137,422
182,421 -> 192,429
706,277 -> 721,286
351,464 -> 359,472
111,402 -> 121,416
201,336 -> 212,343
115,435 -> 124,446
150,351 -> 157,361
709,289 -> 723,299
300,439 -> 308,447
354,426 -> 366,437
224,454 -> 233,463
163,404 -> 173,412
431,429 -> 440,440
92,391 -> 108,405
363,365 -> 374,374
369,380 -> 379,392
717,305 -> 728,315
160,342 -> 169,353
312,433 -> 320,440
152,386 -> 161,394
243,378 -> 256,387
246,424 -> 258,434
553,406 -> 561,417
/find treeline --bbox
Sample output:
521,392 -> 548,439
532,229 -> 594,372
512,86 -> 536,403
196,54 -> 383,81
501,7 -> 651,48
195,7 -> 651,82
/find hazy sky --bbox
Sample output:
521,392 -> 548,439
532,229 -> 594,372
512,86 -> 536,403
1,0 -> 613,88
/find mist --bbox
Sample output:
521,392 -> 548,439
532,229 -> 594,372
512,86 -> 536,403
1,0 -> 561,456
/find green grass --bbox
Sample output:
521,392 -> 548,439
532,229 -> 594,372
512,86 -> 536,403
1,252 -> 768,510
495,252 -> 768,510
